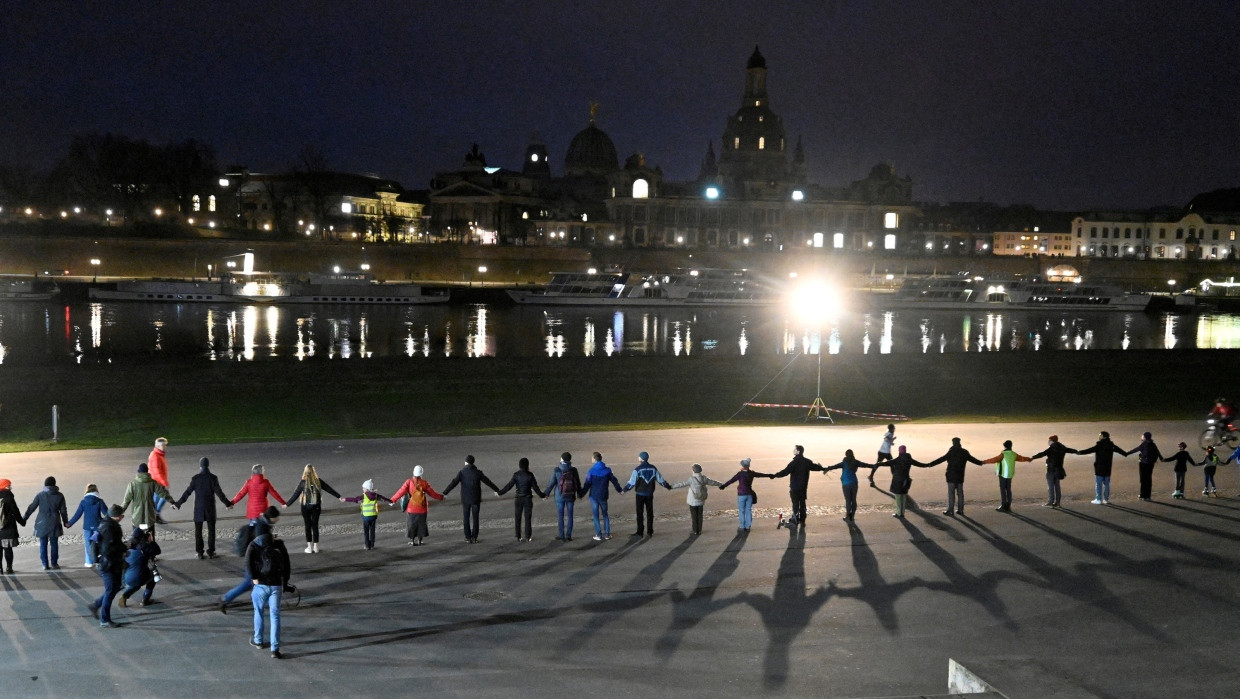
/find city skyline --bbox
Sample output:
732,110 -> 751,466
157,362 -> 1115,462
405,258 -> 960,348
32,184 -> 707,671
3,1 -> 1237,212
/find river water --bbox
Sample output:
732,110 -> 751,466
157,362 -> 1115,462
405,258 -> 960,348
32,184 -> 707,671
1,301 -> 1239,365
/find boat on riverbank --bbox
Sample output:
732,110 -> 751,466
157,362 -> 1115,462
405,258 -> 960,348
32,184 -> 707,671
90,271 -> 448,305
507,269 -> 783,306
0,276 -> 59,301
881,276 -> 1153,312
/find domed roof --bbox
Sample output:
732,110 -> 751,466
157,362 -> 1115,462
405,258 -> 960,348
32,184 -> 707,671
565,122 -> 618,177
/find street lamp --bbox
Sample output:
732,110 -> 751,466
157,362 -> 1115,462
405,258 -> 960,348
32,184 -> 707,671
788,278 -> 840,422
90,258 -> 101,283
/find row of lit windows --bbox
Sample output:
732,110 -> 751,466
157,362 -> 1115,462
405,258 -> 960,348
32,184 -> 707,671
1079,226 -> 1238,241
191,195 -> 216,212
730,136 -> 783,151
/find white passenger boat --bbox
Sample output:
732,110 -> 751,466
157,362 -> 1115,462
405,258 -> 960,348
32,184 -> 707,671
90,271 -> 447,305
508,269 -> 783,306
883,276 -> 1152,311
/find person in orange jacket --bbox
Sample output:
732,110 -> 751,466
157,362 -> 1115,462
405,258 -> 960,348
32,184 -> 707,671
148,437 -> 171,524
389,466 -> 444,546
231,464 -> 287,521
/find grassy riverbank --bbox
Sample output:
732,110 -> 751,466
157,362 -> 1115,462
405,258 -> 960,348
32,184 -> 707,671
0,349 -> 1227,452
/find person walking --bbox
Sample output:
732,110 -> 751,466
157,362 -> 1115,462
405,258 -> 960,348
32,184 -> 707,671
923,437 -> 984,515
1076,431 -> 1127,504
622,451 -> 673,537
66,484 -> 109,567
868,423 -> 897,482
174,457 -> 233,559
121,463 -> 173,535
823,450 -> 873,522
0,479 -> 27,574
1030,435 -> 1078,508
670,464 -> 723,535
1201,446 -> 1223,496
719,458 -> 773,531
87,505 -> 126,628
284,464 -> 342,554
24,476 -> 70,570
1161,442 -> 1199,499
220,506 -> 281,614
1126,432 -> 1163,501
119,528 -> 161,608
770,445 -> 825,526
231,464 -> 287,520
341,479 -> 393,550
442,455 -> 501,544
147,437 -> 171,525
497,458 -> 547,542
981,441 -> 1032,513
871,446 -> 929,518
246,532 -> 292,659
389,465 -> 444,546
546,453 -> 581,541
580,452 -> 622,541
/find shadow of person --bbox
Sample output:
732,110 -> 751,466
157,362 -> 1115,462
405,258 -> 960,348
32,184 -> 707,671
897,515 -> 1018,631
655,531 -> 748,657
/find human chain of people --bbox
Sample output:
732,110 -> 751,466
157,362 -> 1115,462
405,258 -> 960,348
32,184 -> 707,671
2,420 -> 1238,658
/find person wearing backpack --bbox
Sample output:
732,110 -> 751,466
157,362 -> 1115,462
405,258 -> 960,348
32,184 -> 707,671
174,457 -> 233,559
24,476 -> 70,570
284,464 -> 342,554
341,479 -> 393,550
670,464 -> 723,535
496,457 -> 547,542
389,465 -> 444,546
66,483 -> 108,567
219,506 -> 281,614
0,479 -> 28,574
622,451 -> 673,538
441,456 -> 501,544
87,505 -> 126,627
119,527 -> 162,608
246,533 -> 291,659
546,453 -> 581,542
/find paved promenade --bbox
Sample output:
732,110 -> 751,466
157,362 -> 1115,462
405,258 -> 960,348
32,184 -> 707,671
2,422 -> 1238,697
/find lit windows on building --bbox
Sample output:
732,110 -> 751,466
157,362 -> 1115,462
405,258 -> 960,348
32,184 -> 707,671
833,233 -> 845,249
884,234 -> 897,250
192,195 -> 201,212
758,137 -> 765,150
632,178 -> 649,199
884,212 -> 899,229
208,195 -> 216,212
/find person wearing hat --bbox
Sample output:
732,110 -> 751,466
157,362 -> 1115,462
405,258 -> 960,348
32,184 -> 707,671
719,458 -> 774,532
119,527 -> 161,608
622,451 -> 672,538
1125,432 -> 1163,501
1075,431 -> 1128,504
174,457 -> 234,559
389,465 -> 444,546
1161,442 -> 1201,499
545,452 -> 582,541
147,437 -> 171,525
442,455 -> 501,544
66,484 -> 109,567
580,452 -> 623,541
923,437 -> 985,515
670,463 -> 723,535
497,458 -> 547,542
1030,435 -> 1079,508
121,463 -> 174,535
284,464 -> 342,554
87,504 -> 126,627
1201,446 -> 1223,496
342,479 -> 393,550
231,464 -> 287,521
770,445 -> 826,526
0,479 -> 28,574
24,476 -> 70,570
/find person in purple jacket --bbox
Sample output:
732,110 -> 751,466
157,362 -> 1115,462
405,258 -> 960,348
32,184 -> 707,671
719,458 -> 773,532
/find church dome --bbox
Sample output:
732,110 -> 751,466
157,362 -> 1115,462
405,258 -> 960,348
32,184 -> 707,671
565,122 -> 618,177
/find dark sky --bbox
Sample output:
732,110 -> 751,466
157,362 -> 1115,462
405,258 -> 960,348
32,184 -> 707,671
3,1 -> 1237,211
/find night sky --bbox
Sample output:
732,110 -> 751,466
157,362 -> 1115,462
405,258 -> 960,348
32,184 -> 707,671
3,1 -> 1237,211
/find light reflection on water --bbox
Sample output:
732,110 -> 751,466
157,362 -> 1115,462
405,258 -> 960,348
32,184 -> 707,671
3,301 -> 1240,365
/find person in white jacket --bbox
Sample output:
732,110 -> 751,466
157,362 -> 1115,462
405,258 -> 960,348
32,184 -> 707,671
670,464 -> 723,535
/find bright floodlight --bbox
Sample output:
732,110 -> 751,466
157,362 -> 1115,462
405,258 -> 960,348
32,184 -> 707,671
704,186 -> 720,199
791,190 -> 804,201
787,278 -> 838,326
219,178 -> 230,187
478,266 -> 488,273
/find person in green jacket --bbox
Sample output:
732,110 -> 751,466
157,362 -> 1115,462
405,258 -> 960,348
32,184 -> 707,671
121,463 -> 174,536
982,441 -> 1031,513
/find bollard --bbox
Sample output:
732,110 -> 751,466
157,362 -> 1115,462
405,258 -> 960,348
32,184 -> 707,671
52,404 -> 59,442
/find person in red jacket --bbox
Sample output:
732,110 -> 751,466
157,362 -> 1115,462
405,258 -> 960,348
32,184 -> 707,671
231,464 -> 286,520
389,465 -> 444,546
148,437 -> 170,524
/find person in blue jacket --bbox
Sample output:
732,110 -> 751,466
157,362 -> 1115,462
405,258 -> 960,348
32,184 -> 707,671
579,451 -> 622,541
622,451 -> 672,537
66,484 -> 109,567
119,527 -> 161,608
824,450 -> 873,522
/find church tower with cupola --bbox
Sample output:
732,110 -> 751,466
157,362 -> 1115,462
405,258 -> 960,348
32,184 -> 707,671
718,46 -> 789,188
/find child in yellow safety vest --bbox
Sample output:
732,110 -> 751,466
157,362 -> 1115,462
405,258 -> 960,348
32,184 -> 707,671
341,479 -> 393,550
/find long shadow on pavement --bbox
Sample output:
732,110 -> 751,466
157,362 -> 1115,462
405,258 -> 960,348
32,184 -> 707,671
897,516 -> 1018,632
654,531 -> 748,658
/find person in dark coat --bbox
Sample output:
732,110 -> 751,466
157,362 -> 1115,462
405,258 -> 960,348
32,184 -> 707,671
923,437 -> 984,515
174,457 -> 234,559
1161,441 -> 1200,499
1125,432 -> 1163,501
0,479 -> 28,574
119,527 -> 162,607
769,445 -> 825,526
546,453 -> 582,541
441,455 -> 500,543
88,505 -> 126,627
1029,435 -> 1078,508
497,457 -> 547,541
66,484 -> 109,567
1076,430 -> 1128,504
869,446 -> 929,518
24,476 -> 70,570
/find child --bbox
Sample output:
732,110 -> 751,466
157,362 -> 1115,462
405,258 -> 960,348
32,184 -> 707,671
1201,446 -> 1222,496
1160,441 -> 1198,499
66,484 -> 109,567
119,527 -> 161,607
341,479 -> 392,550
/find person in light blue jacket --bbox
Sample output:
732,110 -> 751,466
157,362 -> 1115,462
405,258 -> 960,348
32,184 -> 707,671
579,452 -> 622,541
66,484 -> 109,567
